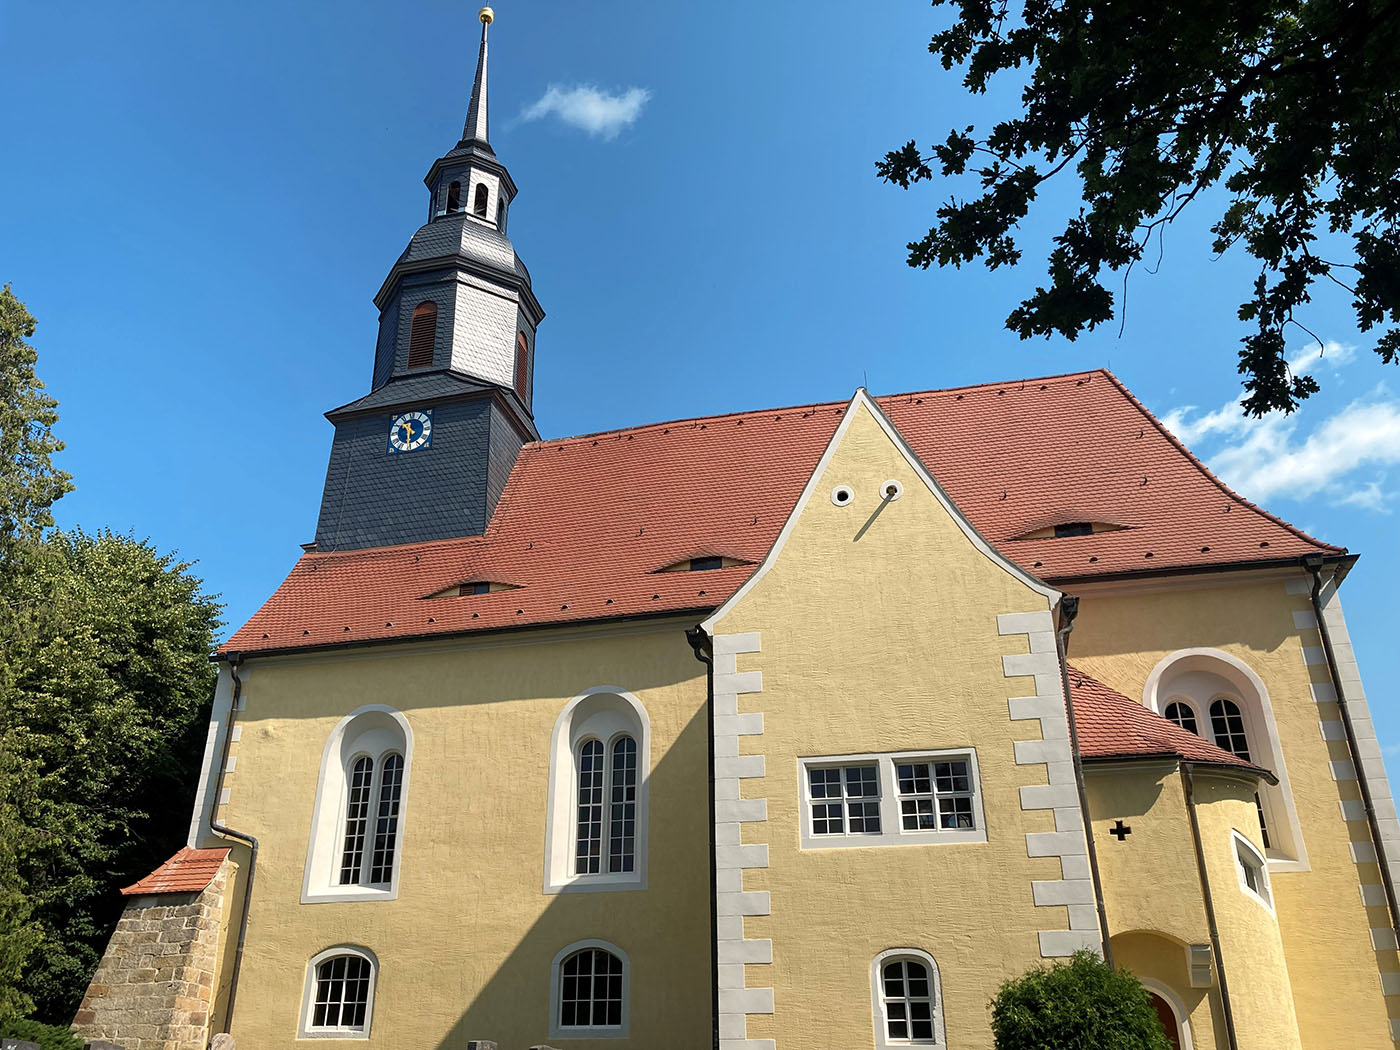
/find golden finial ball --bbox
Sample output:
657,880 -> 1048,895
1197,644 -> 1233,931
479,6 -> 494,24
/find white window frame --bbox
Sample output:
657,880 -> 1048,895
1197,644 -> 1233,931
548,938 -> 630,1040
299,945 -> 378,1040
871,948 -> 946,1050
799,749 -> 987,850
302,706 -> 413,904
1232,830 -> 1273,912
544,687 -> 651,894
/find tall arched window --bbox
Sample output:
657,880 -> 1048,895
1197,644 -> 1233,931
871,949 -> 944,1049
550,940 -> 629,1039
1146,649 -> 1303,865
496,198 -> 506,231
303,707 -> 413,902
514,331 -> 530,402
300,946 -> 377,1039
407,302 -> 437,370
545,688 -> 650,892
446,181 -> 461,214
1163,700 -> 1199,736
573,734 -> 637,874
473,183 -> 489,216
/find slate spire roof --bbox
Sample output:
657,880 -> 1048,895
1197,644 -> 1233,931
461,9 -> 492,148
224,369 -> 1341,657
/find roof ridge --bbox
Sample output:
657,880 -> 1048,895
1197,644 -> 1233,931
1098,371 -> 1344,556
526,368 -> 1113,451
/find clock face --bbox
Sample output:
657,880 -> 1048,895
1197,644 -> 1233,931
388,410 -> 432,454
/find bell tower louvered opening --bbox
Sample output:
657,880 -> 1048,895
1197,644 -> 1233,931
407,302 -> 437,370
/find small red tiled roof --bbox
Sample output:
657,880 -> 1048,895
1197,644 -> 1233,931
224,369 -> 1339,655
1069,666 -> 1274,778
121,846 -> 230,896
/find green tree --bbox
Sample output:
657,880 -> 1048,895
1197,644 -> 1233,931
878,0 -> 1400,415
6,529 -> 221,1022
990,951 -> 1172,1050
0,284 -> 73,1023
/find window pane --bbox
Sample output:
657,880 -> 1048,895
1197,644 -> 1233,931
608,736 -> 638,874
575,741 -> 605,874
312,955 -> 371,1031
560,949 -> 623,1030
339,757 -> 374,885
1209,698 -> 1251,760
369,753 -> 404,884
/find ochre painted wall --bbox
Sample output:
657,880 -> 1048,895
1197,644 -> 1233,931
1072,578 -> 1397,1048
213,623 -> 711,1050
710,402 -> 1074,1049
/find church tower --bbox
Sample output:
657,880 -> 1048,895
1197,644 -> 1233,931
313,6 -> 543,552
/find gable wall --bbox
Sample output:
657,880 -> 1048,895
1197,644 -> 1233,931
706,401 -> 1087,1050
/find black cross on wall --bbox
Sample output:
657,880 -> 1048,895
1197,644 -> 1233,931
1109,820 -> 1132,841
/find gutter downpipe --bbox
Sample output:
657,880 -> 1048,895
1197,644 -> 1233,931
1305,554 -> 1400,943
686,627 -> 721,1050
1053,596 -> 1113,967
209,655 -> 259,1034
1181,762 -> 1240,1050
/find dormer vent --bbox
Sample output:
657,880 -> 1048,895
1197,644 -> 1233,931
1010,521 -> 1128,541
656,556 -> 749,574
425,580 -> 521,598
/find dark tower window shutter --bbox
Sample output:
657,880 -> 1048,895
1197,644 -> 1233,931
407,302 -> 437,370
446,181 -> 461,214
515,332 -> 530,401
474,184 -> 489,217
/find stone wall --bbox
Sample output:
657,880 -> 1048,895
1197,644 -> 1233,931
72,861 -> 227,1050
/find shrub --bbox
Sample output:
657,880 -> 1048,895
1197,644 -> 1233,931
990,950 -> 1173,1050
0,1017 -> 85,1050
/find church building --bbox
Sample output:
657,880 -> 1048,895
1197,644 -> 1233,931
74,10 -> 1400,1050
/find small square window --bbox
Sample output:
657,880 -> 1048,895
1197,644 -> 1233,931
1234,831 -> 1271,908
807,764 -> 882,836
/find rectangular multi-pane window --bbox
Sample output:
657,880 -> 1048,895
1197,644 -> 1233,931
801,750 -> 985,849
575,741 -> 605,875
808,764 -> 881,836
368,753 -> 404,885
338,757 -> 374,884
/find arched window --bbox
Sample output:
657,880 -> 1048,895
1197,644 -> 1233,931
1163,700 -> 1199,736
303,707 -> 413,902
550,940 -> 629,1038
1145,649 -> 1304,865
473,183 -> 489,216
573,734 -> 637,875
496,198 -> 506,231
407,302 -> 437,370
871,949 -> 944,1049
514,331 -> 530,402
545,688 -> 650,892
446,180 -> 461,214
301,946 -> 377,1039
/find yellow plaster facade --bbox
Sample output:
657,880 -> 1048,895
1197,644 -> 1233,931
209,624 -> 713,1050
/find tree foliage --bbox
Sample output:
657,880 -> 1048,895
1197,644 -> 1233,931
0,284 -> 72,1024
878,0 -> 1400,415
990,951 -> 1173,1050
6,530 -> 221,1022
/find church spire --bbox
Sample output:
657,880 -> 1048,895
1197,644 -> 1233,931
461,7 -> 493,148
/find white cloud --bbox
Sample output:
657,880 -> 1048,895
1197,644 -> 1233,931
520,84 -> 652,140
1163,387 -> 1400,510
1287,339 -> 1355,376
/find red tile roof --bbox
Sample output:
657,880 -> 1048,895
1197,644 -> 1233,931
1069,666 -> 1273,778
224,369 -> 1339,656
121,846 -> 230,896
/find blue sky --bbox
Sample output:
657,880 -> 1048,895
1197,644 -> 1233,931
2,2 -> 1396,748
